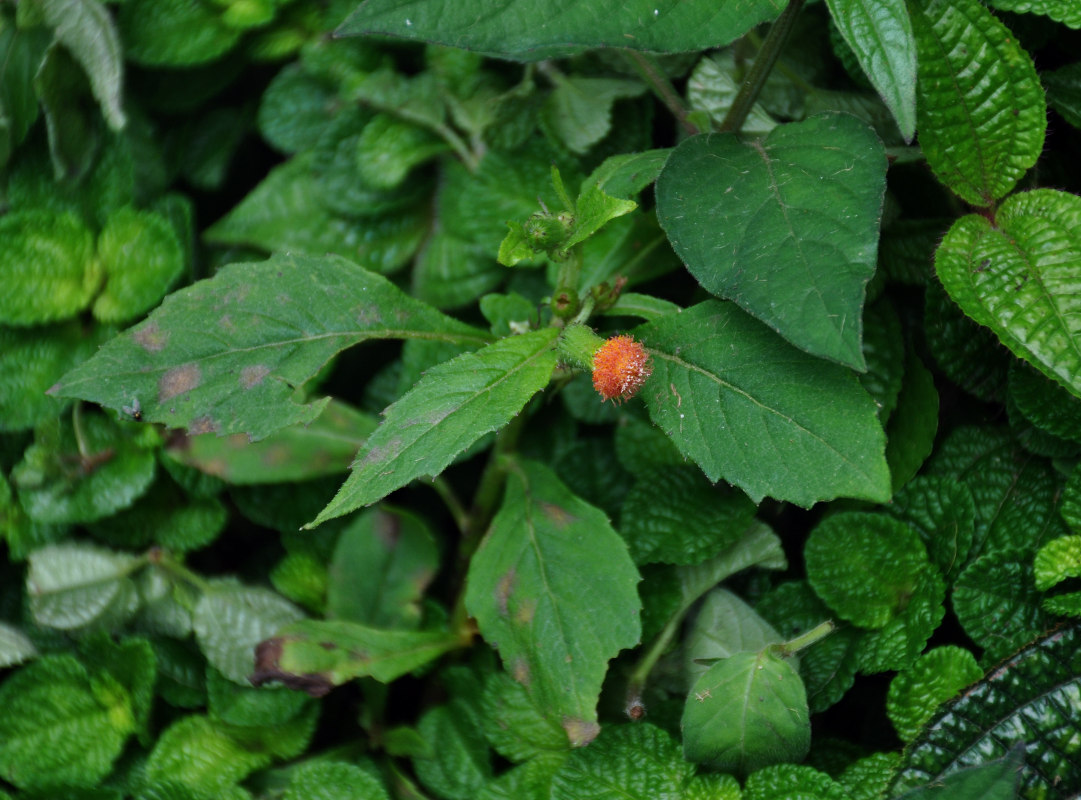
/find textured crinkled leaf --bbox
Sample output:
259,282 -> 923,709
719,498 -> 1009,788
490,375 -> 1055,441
879,219 -> 944,286
87,478 -> 226,553
313,329 -> 558,525
326,507 -> 438,629
284,761 -> 390,800
1063,462 -> 1081,534
166,400 -> 376,485
614,413 -> 684,477
683,773 -> 742,800
1009,359 -> 1081,445
825,0 -> 916,140
688,52 -> 776,134
412,232 -> 503,310
193,581 -> 305,684
117,0 -> 240,66
550,724 -> 691,800
338,1 -> 784,60
481,671 -> 569,763
952,549 -> 1055,663
545,76 -> 645,154
838,752 -> 901,800
355,113 -> 448,189
637,300 -> 890,506
79,635 -> 157,742
257,64 -> 339,155
936,190 -> 1081,400
1044,62 -> 1081,130
656,113 -> 886,368
619,465 -> 756,565
27,542 -> 141,630
1034,535 -> 1081,616
144,714 -> 271,796
805,512 -> 935,629
887,646 -> 983,742
885,352 -> 939,491
207,664 -> 308,727
252,620 -> 461,693
0,471 -> 68,561
41,0 -> 125,130
0,622 -> 37,668
0,210 -> 96,326
683,648 -> 809,775
413,703 -> 492,800
895,748 -> 1024,800
0,321 -> 109,432
13,414 -> 158,524
52,253 -> 489,442
465,459 -> 641,746
855,568 -> 946,673
985,0 -> 1081,27
892,622 -> 1081,797
860,299 -> 905,424
889,476 -> 976,582
0,654 -> 134,791
910,0 -> 1045,205
743,764 -> 849,800
684,588 -> 786,685
924,281 -> 1010,403
93,207 -> 184,323
756,581 -> 861,713
477,755 -> 565,800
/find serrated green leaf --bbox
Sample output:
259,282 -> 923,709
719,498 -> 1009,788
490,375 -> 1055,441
152,638 -> 207,709
1009,361 -> 1081,445
257,63 -> 339,154
757,581 -> 861,713
338,1 -> 784,60
743,764 -> 849,800
0,654 -> 134,791
889,476 -> 976,582
620,465 -> 755,565
326,506 -> 438,629
465,458 -> 641,746
87,477 -> 226,553
682,647 -> 810,775
78,634 -> 157,743
27,542 -> 143,630
892,622 -> 1081,797
550,724 -> 691,800
313,329 -> 558,525
0,621 -> 37,668
478,755 -> 565,800
52,253 -> 490,442
93,207 -> 185,323
613,413 -> 684,477
1033,535 -> 1081,616
936,190 -> 1081,400
193,581 -> 305,684
688,52 -> 776,134
825,0 -> 916,140
838,751 -> 901,800
355,113 -> 448,189
412,702 -> 493,800
284,761 -> 390,800
117,0 -> 240,66
481,671 -> 569,763
252,620 -> 462,693
206,666 -> 308,728
952,548 -> 1055,663
144,714 -> 271,796
910,0 -> 1045,205
887,646 -> 983,743
637,300 -> 890,507
545,75 -> 645,154
0,209 -> 96,326
986,0 -> 1081,27
855,566 -> 946,673
656,113 -> 886,369
684,588 -> 786,685
413,232 -> 503,310
41,0 -> 125,130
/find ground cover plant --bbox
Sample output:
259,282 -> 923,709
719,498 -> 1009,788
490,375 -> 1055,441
2,0 -> 1081,797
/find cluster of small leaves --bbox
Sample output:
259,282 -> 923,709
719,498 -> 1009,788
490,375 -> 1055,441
3,0 -> 1081,798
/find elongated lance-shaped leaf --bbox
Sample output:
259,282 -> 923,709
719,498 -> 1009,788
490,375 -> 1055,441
910,0 -> 1045,206
826,0 -> 917,141
465,458 -> 641,747
656,113 -> 887,369
338,0 -> 785,61
311,329 -> 560,526
891,621 -> 1081,798
935,189 -> 1081,401
636,301 -> 890,507
51,253 -> 491,442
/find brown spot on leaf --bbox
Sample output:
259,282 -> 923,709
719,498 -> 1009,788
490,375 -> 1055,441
562,717 -> 601,747
134,322 -> 168,353
495,569 -> 516,617
541,502 -> 574,528
159,363 -> 202,402
514,600 -> 536,626
188,416 -> 219,435
240,365 -> 270,389
250,638 -> 334,697
511,658 -> 531,686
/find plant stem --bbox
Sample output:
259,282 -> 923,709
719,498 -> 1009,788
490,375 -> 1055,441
149,546 -> 213,594
776,620 -> 836,657
719,0 -> 805,134
623,49 -> 699,137
72,402 -> 91,459
429,476 -> 469,534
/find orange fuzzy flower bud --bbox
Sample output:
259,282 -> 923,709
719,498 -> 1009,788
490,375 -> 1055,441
591,335 -> 652,403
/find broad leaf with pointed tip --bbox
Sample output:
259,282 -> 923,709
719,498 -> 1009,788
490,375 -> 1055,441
636,300 -> 890,507
935,189 -> 1081,401
656,113 -> 887,368
51,253 -> 491,442
465,459 -> 641,747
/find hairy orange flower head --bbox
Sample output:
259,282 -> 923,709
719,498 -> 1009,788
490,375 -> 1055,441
591,335 -> 652,403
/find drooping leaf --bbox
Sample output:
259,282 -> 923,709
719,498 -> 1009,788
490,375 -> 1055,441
27,542 -> 142,631
251,620 -> 462,695
312,328 -> 559,525
338,1 -> 785,61
637,300 -> 890,507
656,113 -> 887,369
886,646 -> 983,742
892,622 -> 1081,797
52,253 -> 490,441
465,459 -> 641,746
682,647 -> 810,775
909,0 -> 1045,206
936,190 -> 1081,400
684,588 -> 786,685
825,0 -> 917,140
